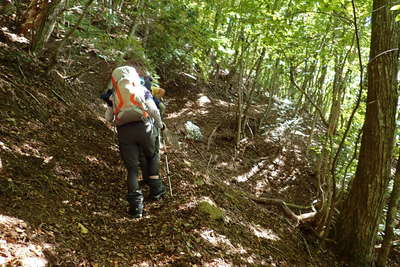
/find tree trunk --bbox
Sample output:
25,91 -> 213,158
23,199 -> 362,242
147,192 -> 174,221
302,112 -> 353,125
242,47 -> 265,135
212,9 -> 220,34
18,0 -> 46,36
298,61 -> 316,113
46,0 -> 94,72
314,55 -> 346,236
258,59 -> 279,133
313,64 -> 327,111
334,0 -> 399,265
30,0 -> 66,54
256,59 -> 280,134
235,45 -> 245,148
128,0 -> 144,37
377,153 -> 400,267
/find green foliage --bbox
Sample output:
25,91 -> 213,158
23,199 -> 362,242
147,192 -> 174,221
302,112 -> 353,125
142,1 -> 213,79
58,5 -> 151,66
390,4 -> 400,21
99,36 -> 148,65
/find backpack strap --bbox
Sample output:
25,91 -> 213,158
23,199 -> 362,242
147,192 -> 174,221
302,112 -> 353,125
129,93 -> 149,118
111,76 -> 124,115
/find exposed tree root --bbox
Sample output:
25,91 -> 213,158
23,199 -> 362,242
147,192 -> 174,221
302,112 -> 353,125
249,196 -> 316,225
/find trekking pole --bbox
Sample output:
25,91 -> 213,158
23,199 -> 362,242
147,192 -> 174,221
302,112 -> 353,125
113,125 -> 118,143
162,132 -> 173,197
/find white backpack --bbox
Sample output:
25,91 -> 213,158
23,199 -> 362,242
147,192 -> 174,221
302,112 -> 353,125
110,66 -> 149,126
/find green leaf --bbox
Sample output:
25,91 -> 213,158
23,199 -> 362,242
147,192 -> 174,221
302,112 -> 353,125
77,223 -> 89,234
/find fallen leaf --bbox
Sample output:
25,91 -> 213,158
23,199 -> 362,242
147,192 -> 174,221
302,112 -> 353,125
77,223 -> 89,234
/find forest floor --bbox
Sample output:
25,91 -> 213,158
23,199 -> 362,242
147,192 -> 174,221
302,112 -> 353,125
0,35 -> 398,266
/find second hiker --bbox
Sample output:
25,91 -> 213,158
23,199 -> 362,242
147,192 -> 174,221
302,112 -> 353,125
102,65 -> 166,218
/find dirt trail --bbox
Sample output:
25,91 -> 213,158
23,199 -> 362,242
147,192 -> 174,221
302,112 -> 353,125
0,44 -> 338,266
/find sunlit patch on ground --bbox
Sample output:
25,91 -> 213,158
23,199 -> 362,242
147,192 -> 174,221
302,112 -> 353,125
85,155 -> 100,163
0,214 -> 53,266
0,141 -> 11,152
198,228 -> 247,255
248,223 -> 280,241
234,159 -> 268,182
196,94 -> 211,106
7,140 -> 51,163
201,257 -> 233,266
255,179 -> 271,195
136,261 -> 155,266
54,165 -> 82,181
214,99 -> 234,108
215,161 -> 229,168
197,109 -> 210,115
177,197 -> 198,211
168,108 -> 192,119
272,157 -> 285,167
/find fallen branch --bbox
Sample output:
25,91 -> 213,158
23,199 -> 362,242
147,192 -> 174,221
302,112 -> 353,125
21,86 -> 41,106
301,234 -> 313,260
51,89 -> 69,106
249,195 -> 316,224
17,59 -> 26,80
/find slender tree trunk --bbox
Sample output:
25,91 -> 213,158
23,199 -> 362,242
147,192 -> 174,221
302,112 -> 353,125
212,9 -> 220,33
334,0 -> 399,265
129,0 -> 144,37
313,64 -> 327,113
242,47 -> 266,135
229,25 -> 244,79
314,56 -> 346,236
299,61 -> 316,113
314,60 -> 335,118
235,45 -> 245,148
28,0 -> 66,54
258,58 -> 279,133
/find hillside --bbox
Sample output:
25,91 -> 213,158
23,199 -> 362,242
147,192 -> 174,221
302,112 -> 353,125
0,39 -> 342,266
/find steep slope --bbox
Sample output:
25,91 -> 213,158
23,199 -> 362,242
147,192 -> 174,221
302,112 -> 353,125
0,42 -> 339,266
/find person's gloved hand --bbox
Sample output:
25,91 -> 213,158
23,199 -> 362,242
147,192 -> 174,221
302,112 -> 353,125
104,98 -> 113,107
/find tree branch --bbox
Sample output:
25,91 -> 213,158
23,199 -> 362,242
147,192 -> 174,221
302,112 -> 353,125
289,66 -> 328,127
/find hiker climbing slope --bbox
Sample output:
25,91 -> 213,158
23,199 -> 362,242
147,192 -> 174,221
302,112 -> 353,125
140,74 -> 167,116
102,65 -> 166,218
137,74 -> 167,187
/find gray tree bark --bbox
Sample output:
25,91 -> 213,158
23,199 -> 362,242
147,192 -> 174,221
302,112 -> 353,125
334,0 -> 399,265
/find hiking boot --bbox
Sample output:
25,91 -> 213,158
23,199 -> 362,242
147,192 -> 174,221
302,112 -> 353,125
148,179 -> 166,200
127,191 -> 144,218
